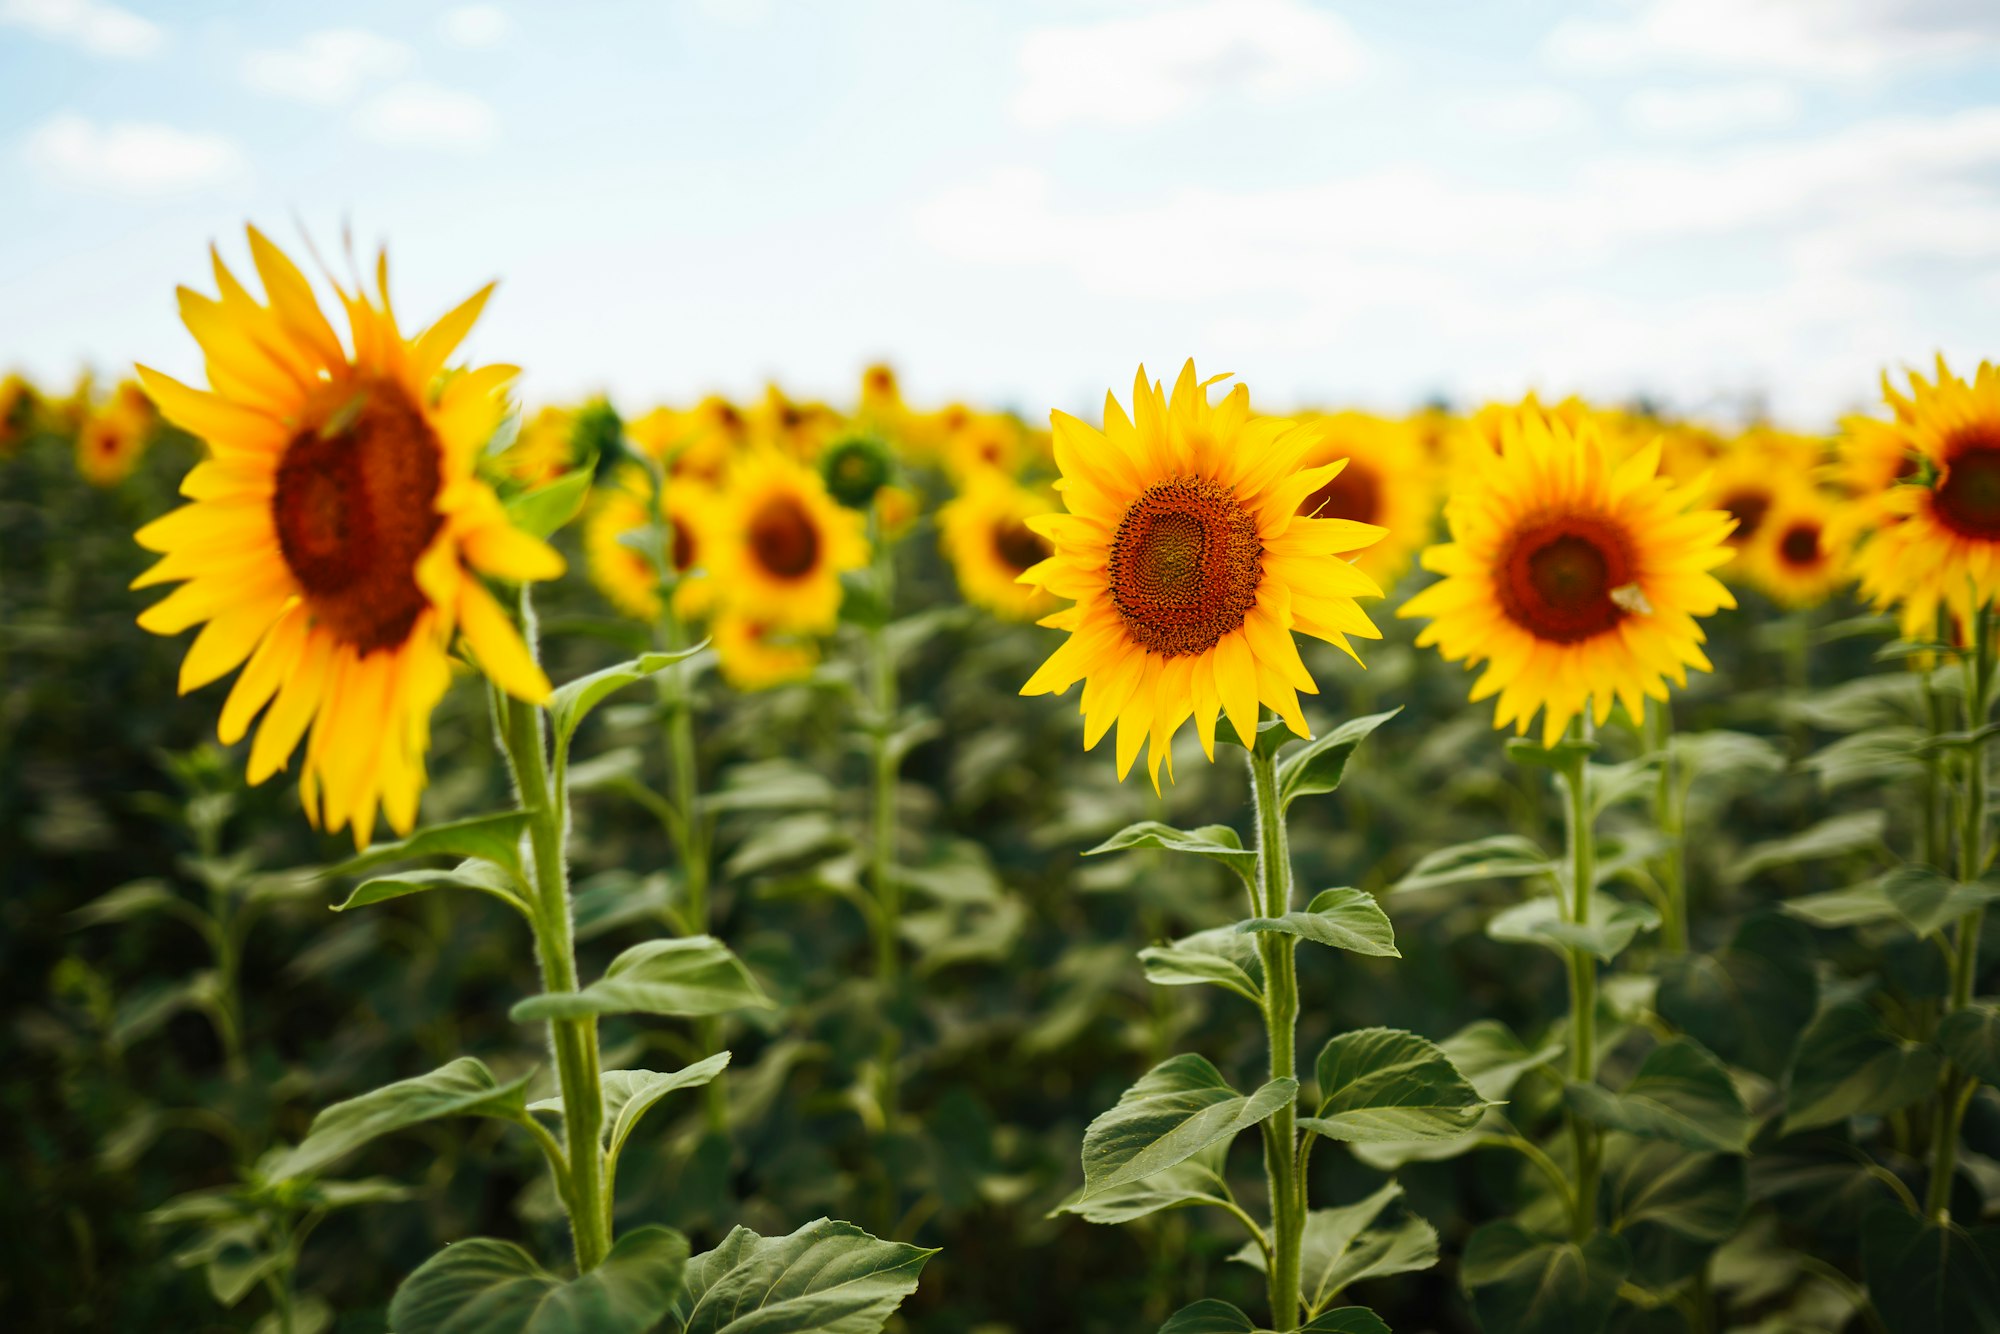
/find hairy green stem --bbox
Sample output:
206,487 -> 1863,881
1248,745 -> 1303,1331
866,528 -> 903,1133
1559,732 -> 1600,1242
1646,698 -> 1687,953
658,603 -> 727,1135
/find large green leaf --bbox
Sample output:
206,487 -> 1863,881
1779,877 -> 1904,929
1053,1140 -> 1232,1225
1860,1204 -> 2000,1334
503,465 -> 593,540
1303,1028 -> 1487,1144
1880,863 -> 2000,937
1487,894 -> 1659,963
270,1056 -> 531,1181
332,812 -> 531,884
1081,1054 -> 1297,1195
332,857 -> 527,918
1655,914 -> 1817,1080
1784,1001 -> 1941,1132
1139,928 -> 1265,1003
1603,1139 -> 1746,1241
1437,1019 -> 1563,1102
1565,1038 -> 1753,1153
1726,810 -> 1887,884
511,936 -> 773,1022
1230,1181 -> 1438,1315
389,1225 -> 689,1334
664,1218 -> 934,1333
1390,835 -> 1552,896
550,647 -> 707,753
1086,821 -> 1258,886
1274,709 -> 1400,810
1461,1223 -> 1630,1334
1156,1302 -> 1388,1334
1238,887 -> 1398,958
528,1053 -> 731,1165
1940,1003 -> 2000,1086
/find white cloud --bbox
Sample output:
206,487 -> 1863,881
1013,0 -> 1367,129
1464,87 -> 1592,139
440,4 -> 512,49
1625,81 -> 1800,137
353,82 -> 499,152
22,113 -> 245,195
0,0 -> 161,58
1548,0 -> 2000,79
242,29 -> 412,105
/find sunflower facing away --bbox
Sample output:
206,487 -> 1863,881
1020,361 -> 1385,787
1400,411 -> 1736,744
133,226 -> 563,846
1295,411 -> 1437,590
938,470 -> 1057,621
706,449 -> 868,634
583,463 -> 714,623
1849,357 -> 2000,638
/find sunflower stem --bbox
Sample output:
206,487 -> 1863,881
1559,721 -> 1600,1243
495,594 -> 611,1273
1646,698 -> 1687,953
863,512 -> 905,1230
1248,742 -> 1303,1332
1927,602 -> 1993,1218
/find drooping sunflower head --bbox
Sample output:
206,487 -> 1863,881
707,448 -> 869,634
1020,361 -> 1384,787
1848,357 -> 2000,638
1400,411 -> 1736,745
133,226 -> 564,846
1295,411 -> 1437,590
1748,481 -> 1849,609
583,463 -> 714,624
76,398 -> 151,487
939,470 -> 1058,621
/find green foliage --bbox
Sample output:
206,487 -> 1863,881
511,936 -> 773,1022
1230,1182 -> 1438,1316
1784,1001 -> 1942,1132
1655,914 -> 1817,1079
1237,887 -> 1398,958
1860,1205 -> 2000,1334
1087,820 -> 1259,886
1081,1055 -> 1297,1195
1139,928 -> 1265,1004
1486,893 -> 1660,963
1156,1300 -> 1390,1333
1564,1038 -> 1753,1153
270,1057 -> 534,1181
389,1226 -> 689,1334
1302,1028 -> 1487,1144
1939,1002 -> 2000,1085
1461,1223 -> 1630,1334
663,1219 -> 935,1333
504,466 -> 594,539
1274,708 -> 1399,810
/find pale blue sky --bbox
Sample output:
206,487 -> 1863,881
3,0 -> 1999,425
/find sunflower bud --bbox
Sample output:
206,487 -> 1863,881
820,433 -> 895,509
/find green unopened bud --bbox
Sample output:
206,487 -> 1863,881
572,397 -> 626,478
821,433 -> 894,509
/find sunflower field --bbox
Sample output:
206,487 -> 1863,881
7,228 -> 2000,1334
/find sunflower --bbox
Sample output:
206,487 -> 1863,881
629,396 -> 748,486
0,372 -> 36,454
706,449 -> 868,633
752,384 -> 838,463
583,463 -> 714,623
939,470 -> 1058,620
1749,482 -> 1848,609
942,412 -> 1028,482
713,610 -> 820,690
133,226 -> 563,846
76,397 -> 150,487
1849,357 -> 2000,638
495,405 -> 578,487
1019,361 -> 1384,787
1702,439 -> 1783,555
1295,411 -> 1436,589
1399,411 -> 1736,745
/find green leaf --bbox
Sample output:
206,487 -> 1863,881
1727,810 -> 1887,884
1139,928 -> 1265,1003
665,1218 -> 934,1333
1655,914 -> 1818,1080
1603,1139 -> 1745,1241
1881,863 -> 2000,937
1779,878 -> 1903,929
1275,708 -> 1400,810
1860,1204 -> 2000,1334
270,1056 -> 532,1181
1390,835 -> 1552,896
1506,735 -> 1597,770
504,465 -> 593,540
1437,1019 -> 1563,1103
1299,1314 -> 1391,1334
333,857 -> 527,917
332,811 -> 531,884
1052,1139 -> 1232,1225
1565,1038 -> 1753,1153
528,1053 -> 732,1164
1487,894 -> 1659,963
1081,1054 -> 1297,1195
390,1225 -> 689,1334
549,647 -> 707,753
1784,1001 -> 1941,1132
1231,1182 -> 1439,1314
1158,1301 -> 1256,1334
723,811 -> 852,879
1461,1223 -> 1630,1334
1940,1003 -> 2000,1086
511,936 -> 773,1023
1086,821 -> 1258,885
1304,1027 -> 1488,1144
69,878 -> 185,927
1803,726 -> 1925,791
1237,887 -> 1398,958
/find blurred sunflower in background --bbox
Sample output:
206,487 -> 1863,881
2,372 -> 40,454
1849,357 -> 2000,638
713,609 -> 820,690
708,449 -> 868,634
583,463 -> 714,623
1749,481 -> 1847,609
75,382 -> 154,487
1295,411 -> 1436,589
133,227 -> 563,845
1400,411 -> 1736,744
495,404 -> 579,487
942,412 -> 1028,483
938,470 -> 1055,620
1021,361 -> 1384,786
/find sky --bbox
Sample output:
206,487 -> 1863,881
3,0 -> 1999,427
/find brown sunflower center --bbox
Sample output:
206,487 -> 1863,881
1298,459 -> 1381,526
992,518 -> 1050,574
670,519 -> 696,573
1107,476 -> 1263,657
272,379 -> 442,655
1778,521 -> 1822,569
1496,515 -> 1633,644
748,494 -> 820,578
1718,488 -> 1770,543
1933,433 -> 2000,540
